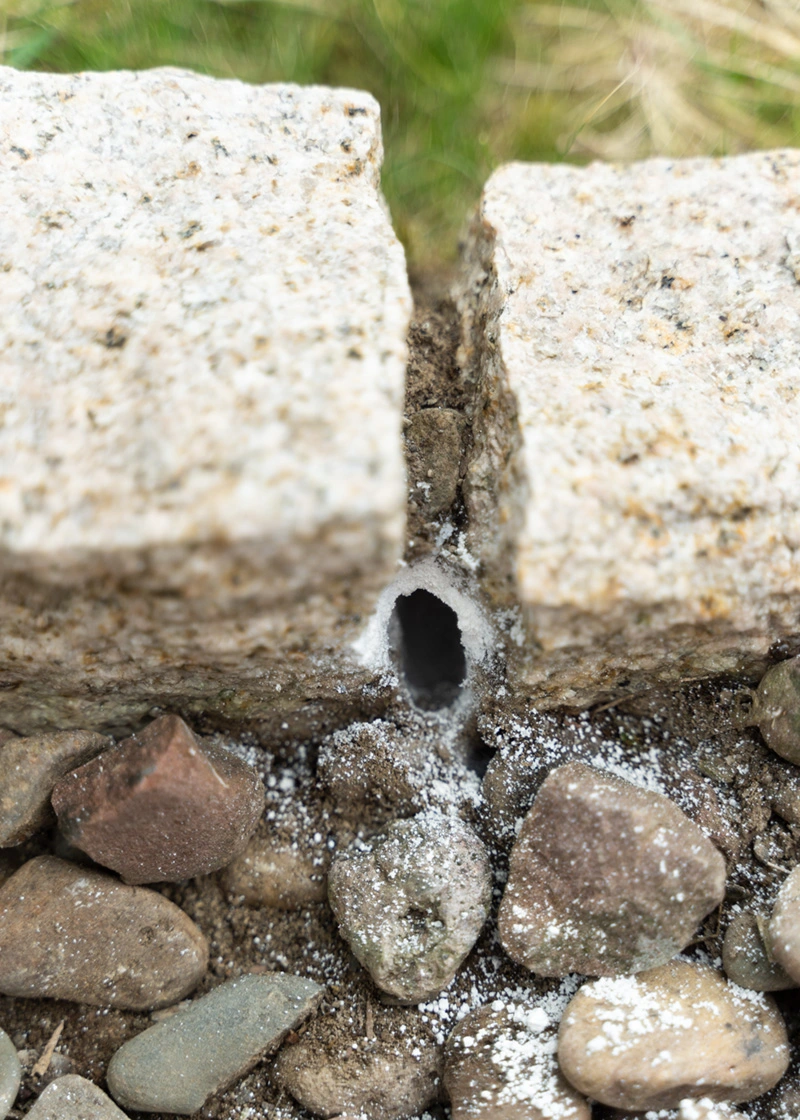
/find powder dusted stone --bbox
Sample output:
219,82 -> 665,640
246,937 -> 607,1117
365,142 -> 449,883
26,1076 -> 128,1120
328,809 -> 491,1003
768,864 -> 800,984
444,1003 -> 590,1120
722,911 -> 797,992
0,856 -> 208,1009
274,1018 -> 441,1120
457,151 -> 800,705
52,714 -> 263,883
557,961 -> 789,1110
498,762 -> 726,977
107,973 -> 322,1115
0,65 -> 410,734
0,730 -> 109,845
748,656 -> 800,765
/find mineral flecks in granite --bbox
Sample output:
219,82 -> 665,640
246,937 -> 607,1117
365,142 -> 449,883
456,150 -> 800,705
0,856 -> 208,1009
107,973 -> 322,1115
0,730 -> 110,846
328,808 -> 491,1004
498,762 -> 726,977
0,64 -> 410,735
52,714 -> 264,883
557,960 -> 789,1111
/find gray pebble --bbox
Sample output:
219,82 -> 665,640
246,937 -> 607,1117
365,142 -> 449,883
0,1029 -> 20,1120
25,1076 -> 127,1120
722,911 -> 797,991
107,972 -> 323,1114
328,808 -> 491,1003
0,730 -> 109,845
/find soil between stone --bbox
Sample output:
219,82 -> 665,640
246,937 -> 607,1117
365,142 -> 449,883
2,281 -> 800,1120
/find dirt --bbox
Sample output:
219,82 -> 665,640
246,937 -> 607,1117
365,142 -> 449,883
2,279 -> 800,1120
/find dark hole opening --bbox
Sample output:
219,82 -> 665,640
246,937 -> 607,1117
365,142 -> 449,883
391,589 -> 467,710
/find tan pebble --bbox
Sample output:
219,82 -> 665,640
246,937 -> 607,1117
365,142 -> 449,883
557,959 -> 789,1111
220,821 -> 328,910
722,911 -> 796,991
444,1002 -> 590,1120
0,856 -> 208,1010
498,762 -> 726,977
273,1014 -> 441,1120
768,864 -> 800,984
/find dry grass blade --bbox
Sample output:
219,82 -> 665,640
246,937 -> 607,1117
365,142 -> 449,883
501,0 -> 800,158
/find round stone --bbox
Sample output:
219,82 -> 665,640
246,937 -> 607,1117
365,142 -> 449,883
444,1002 -> 590,1120
749,656 -> 800,765
328,808 -> 491,1003
768,864 -> 800,984
498,762 -> 726,977
557,960 -> 789,1111
722,911 -> 797,991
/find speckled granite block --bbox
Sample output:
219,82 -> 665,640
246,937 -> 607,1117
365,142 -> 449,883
457,151 -> 800,705
0,67 -> 410,734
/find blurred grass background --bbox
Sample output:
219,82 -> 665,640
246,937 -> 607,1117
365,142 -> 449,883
2,0 -> 800,269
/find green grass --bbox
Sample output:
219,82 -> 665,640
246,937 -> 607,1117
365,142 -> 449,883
3,0 -> 800,267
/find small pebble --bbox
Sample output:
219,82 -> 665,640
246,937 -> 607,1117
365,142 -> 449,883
0,1029 -> 21,1120
25,1075 -> 127,1120
498,762 -> 726,977
328,808 -> 491,1003
768,863 -> 800,985
444,1002 -> 590,1120
52,713 -> 264,883
0,855 -> 208,1010
722,911 -> 796,991
0,730 -> 109,845
220,820 -> 328,910
317,719 -> 426,816
107,972 -> 323,1114
274,1018 -> 441,1120
748,656 -> 800,765
557,959 -> 789,1111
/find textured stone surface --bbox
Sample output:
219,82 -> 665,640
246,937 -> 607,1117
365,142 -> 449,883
0,856 -> 208,1009
768,864 -> 800,984
0,65 -> 410,734
444,1003 -> 590,1120
274,1021 -> 441,1120
722,911 -> 797,992
25,1076 -> 128,1120
317,718 -> 427,817
328,809 -> 491,1003
107,973 -> 322,1114
0,1029 -> 20,1120
557,961 -> 789,1110
748,656 -> 800,765
0,730 -> 109,845
498,762 -> 726,977
457,150 -> 800,706
220,821 -> 329,910
52,714 -> 263,883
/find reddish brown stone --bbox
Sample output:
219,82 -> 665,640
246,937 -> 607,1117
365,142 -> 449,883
51,714 -> 264,884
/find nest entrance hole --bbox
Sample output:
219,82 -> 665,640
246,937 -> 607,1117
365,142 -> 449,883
391,589 -> 467,711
